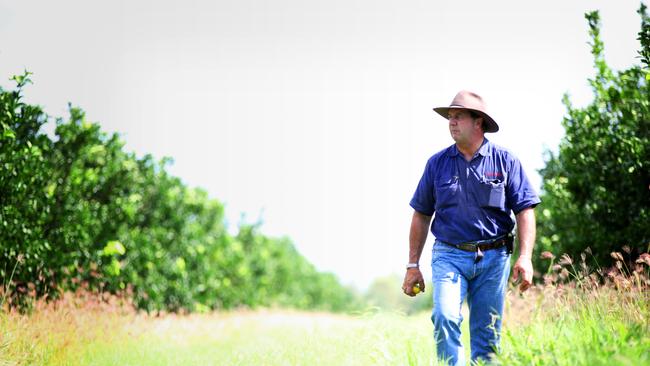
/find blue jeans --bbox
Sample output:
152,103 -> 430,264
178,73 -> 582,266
430,239 -> 510,366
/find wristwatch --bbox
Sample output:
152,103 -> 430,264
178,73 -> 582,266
406,263 -> 419,269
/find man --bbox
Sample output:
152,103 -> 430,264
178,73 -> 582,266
402,90 -> 540,365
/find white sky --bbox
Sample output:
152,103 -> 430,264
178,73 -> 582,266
0,0 -> 646,290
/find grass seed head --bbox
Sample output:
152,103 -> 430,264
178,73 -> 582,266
611,252 -> 624,262
559,254 -> 573,266
635,253 -> 650,266
541,251 -> 555,260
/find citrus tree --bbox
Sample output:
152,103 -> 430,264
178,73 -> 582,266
537,5 -> 650,269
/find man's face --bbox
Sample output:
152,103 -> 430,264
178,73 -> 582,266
448,108 -> 480,143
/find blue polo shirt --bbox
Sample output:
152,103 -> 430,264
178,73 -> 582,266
410,138 -> 540,244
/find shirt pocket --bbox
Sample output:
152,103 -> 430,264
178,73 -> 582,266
478,180 -> 505,210
435,177 -> 459,210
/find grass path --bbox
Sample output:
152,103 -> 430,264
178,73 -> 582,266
2,300 -> 649,365
70,310 -> 443,366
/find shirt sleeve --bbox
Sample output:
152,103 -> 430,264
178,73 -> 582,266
409,159 -> 436,216
506,156 -> 541,214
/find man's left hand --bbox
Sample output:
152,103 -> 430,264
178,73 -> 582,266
512,256 -> 533,292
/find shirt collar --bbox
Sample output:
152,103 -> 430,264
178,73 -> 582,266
477,138 -> 491,157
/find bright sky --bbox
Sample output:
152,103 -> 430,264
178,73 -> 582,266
0,0 -> 646,290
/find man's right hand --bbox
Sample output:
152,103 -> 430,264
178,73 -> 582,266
402,268 -> 425,297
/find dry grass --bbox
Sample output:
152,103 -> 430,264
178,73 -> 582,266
497,249 -> 650,365
0,290 -> 139,365
505,248 -> 650,325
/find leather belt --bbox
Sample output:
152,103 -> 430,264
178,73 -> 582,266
448,238 -> 507,253
443,237 -> 509,264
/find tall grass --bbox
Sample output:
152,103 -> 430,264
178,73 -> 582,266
495,249 -> 650,366
1,250 -> 648,365
0,290 -> 137,365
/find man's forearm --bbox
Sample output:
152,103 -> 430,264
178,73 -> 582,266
409,211 -> 433,264
515,208 -> 536,258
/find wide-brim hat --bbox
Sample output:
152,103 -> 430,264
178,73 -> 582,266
433,90 -> 499,133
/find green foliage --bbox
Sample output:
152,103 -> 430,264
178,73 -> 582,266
638,3 -> 650,69
537,7 -> 650,270
0,74 -> 358,312
0,72 -> 53,303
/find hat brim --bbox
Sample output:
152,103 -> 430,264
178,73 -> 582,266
433,106 -> 499,133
